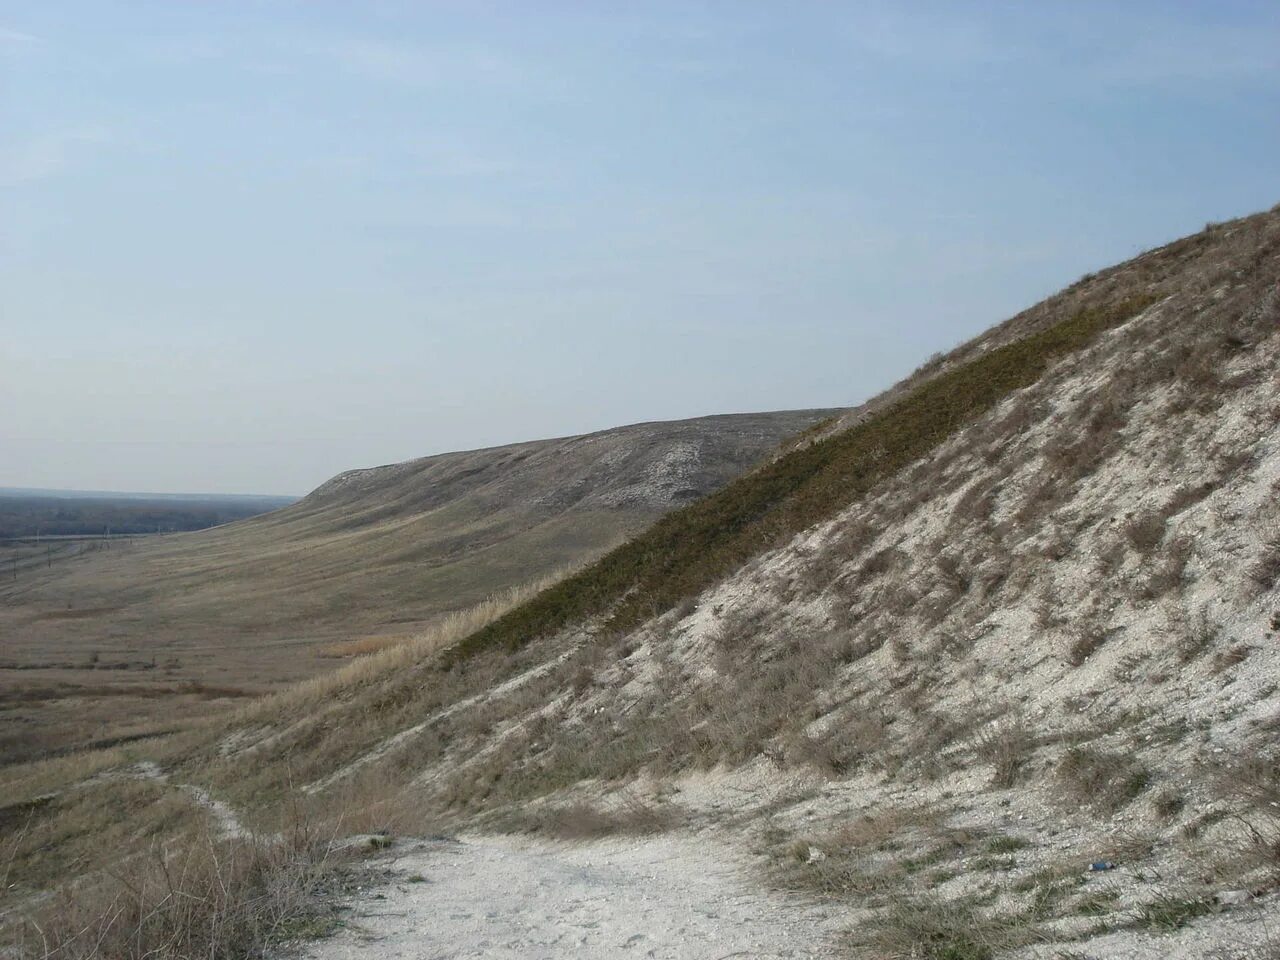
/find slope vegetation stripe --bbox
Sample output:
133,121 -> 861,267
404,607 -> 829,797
449,293 -> 1158,663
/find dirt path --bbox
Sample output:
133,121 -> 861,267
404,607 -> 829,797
295,833 -> 843,959
129,760 -> 259,840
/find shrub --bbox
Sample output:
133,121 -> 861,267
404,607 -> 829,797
1152,789 -> 1186,819
1124,511 -> 1168,553
1134,894 -> 1214,931
1067,627 -> 1109,666
1250,537 -> 1280,592
854,896 -> 1033,960
1177,610 -> 1217,663
513,796 -> 682,840
975,718 -> 1036,788
5,818 -> 340,960
1140,536 -> 1193,599
1056,747 -> 1151,813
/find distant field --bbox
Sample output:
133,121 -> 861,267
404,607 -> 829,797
0,490 -> 298,765
0,413 -> 833,768
0,488 -> 296,540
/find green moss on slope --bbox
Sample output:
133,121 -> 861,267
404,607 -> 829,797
446,293 -> 1158,664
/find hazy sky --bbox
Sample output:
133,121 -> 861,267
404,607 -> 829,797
3,2 -> 1277,495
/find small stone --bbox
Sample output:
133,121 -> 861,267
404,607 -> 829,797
1216,889 -> 1253,906
806,846 -> 827,863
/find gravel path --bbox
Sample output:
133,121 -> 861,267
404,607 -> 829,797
296,834 -> 843,959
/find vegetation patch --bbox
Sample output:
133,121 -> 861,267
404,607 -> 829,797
1055,747 -> 1151,814
1134,893 -> 1214,931
503,796 -> 682,840
853,895 -> 1034,960
448,294 -> 1157,664
4,826 -> 342,960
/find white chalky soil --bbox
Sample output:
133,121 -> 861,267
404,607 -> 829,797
296,834 -> 841,960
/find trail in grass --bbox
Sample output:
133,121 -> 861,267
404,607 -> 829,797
295,833 -> 842,960
131,760 -> 256,840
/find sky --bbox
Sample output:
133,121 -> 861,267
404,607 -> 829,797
2,2 -> 1278,495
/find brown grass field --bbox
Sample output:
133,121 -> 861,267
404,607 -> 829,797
0,411 -> 833,765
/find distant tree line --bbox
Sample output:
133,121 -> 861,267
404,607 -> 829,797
0,495 -> 293,539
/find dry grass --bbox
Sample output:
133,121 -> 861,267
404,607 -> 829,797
1250,536 -> 1280,592
1067,626 -> 1109,667
315,633 -> 417,659
852,895 -> 1034,960
505,795 -> 684,840
2,764 -> 438,958
1055,747 -> 1151,814
5,809 -> 341,959
975,716 -> 1037,788
1176,609 -> 1218,663
225,574 -> 567,726
0,745 -> 137,805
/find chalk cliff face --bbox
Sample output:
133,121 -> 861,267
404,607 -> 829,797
302,410 -> 838,520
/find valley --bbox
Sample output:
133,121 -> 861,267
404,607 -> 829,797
4,207 -> 1280,959
0,411 -> 835,764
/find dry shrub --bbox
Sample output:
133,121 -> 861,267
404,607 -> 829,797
859,546 -> 905,584
1218,755 -> 1280,811
1152,788 -> 1186,819
1165,481 -> 1216,518
933,554 -> 971,595
515,795 -> 681,840
773,805 -> 944,902
950,483 -> 997,527
1215,755 -> 1280,875
1055,747 -> 1151,814
4,815 -> 342,960
853,895 -> 1033,960
1140,536 -> 1193,599
975,717 -> 1036,788
1250,537 -> 1280,593
315,633 -> 414,659
1124,511 -> 1168,553
830,518 -> 876,558
1211,644 -> 1254,675
1067,626 -> 1109,666
781,718 -> 888,779
1176,610 -> 1217,663
782,732 -> 849,778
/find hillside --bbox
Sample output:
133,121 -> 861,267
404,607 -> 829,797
0,410 -> 834,764
4,206 -> 1280,958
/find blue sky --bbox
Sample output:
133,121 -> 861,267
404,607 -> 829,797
3,1 -> 1277,494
